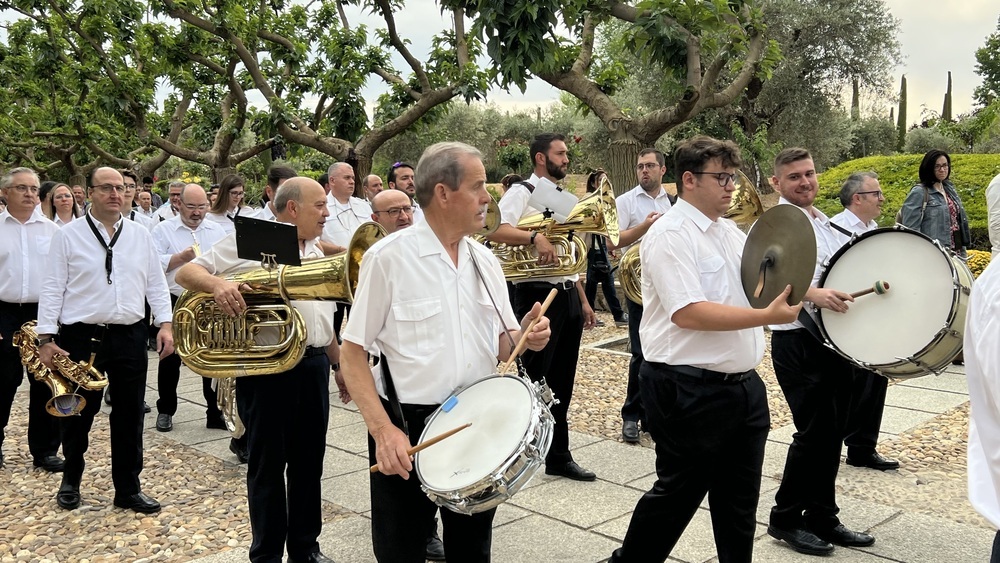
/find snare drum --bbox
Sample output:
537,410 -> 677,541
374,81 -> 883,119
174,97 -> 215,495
817,227 -> 972,378
414,374 -> 554,515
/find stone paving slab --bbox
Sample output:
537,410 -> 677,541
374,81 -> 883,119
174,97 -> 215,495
320,469 -> 372,514
876,404 -> 946,435
884,385 -> 970,414
866,510 -> 994,562
571,439 -> 657,486
321,446 -> 368,479
491,514 -> 620,563
508,476 -> 643,529
897,371 -> 970,394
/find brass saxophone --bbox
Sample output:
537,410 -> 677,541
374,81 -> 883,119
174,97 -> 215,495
13,321 -> 108,417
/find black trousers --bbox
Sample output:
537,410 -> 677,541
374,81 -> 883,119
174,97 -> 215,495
844,367 -> 888,458
620,299 -> 645,425
333,304 -> 350,343
0,301 -> 61,459
369,399 -> 495,563
992,530 -> 1000,563
584,264 -> 625,321
769,329 -> 861,532
236,350 -> 330,563
513,283 -> 583,465
59,321 -> 148,495
611,363 -> 769,563
155,295 -> 220,418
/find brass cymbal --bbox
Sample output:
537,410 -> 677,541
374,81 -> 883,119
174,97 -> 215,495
741,205 -> 816,308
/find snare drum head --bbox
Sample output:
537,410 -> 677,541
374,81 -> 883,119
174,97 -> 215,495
416,376 -> 534,491
819,229 -> 956,366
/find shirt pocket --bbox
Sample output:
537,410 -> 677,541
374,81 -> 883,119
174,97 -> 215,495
35,235 -> 52,256
392,297 -> 445,356
698,255 -> 728,302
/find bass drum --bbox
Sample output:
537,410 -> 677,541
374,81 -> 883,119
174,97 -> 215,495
415,374 -> 553,515
818,227 -> 972,379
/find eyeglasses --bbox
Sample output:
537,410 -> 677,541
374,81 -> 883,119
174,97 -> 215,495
229,190 -> 244,197
374,206 -> 413,218
123,184 -> 136,191
184,204 -> 209,211
92,184 -> 127,194
169,192 -> 182,198
856,190 -> 884,199
691,171 -> 737,187
8,184 -> 40,194
636,163 -> 661,171
53,193 -> 75,200
934,163 -> 950,170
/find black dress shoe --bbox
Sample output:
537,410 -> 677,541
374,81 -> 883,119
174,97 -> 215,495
156,413 -> 173,432
287,552 -> 334,563
143,401 -> 151,413
33,455 -> 65,472
846,451 -> 899,471
57,483 -> 81,510
114,492 -> 161,513
206,414 -> 227,430
545,461 -> 597,481
426,524 -> 445,561
104,387 -> 112,406
767,524 -> 834,555
230,438 -> 249,464
812,524 -> 875,547
622,420 -> 640,444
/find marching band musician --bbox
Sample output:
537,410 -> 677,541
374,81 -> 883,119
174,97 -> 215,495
150,184 -> 228,433
0,167 -> 63,472
341,142 -> 551,562
175,177 -> 343,563
829,173 -> 900,472
610,136 -> 800,563
37,166 -> 174,513
766,148 -> 875,555
487,132 -> 598,482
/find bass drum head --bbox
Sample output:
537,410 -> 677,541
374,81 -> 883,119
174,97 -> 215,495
416,376 -> 534,492
820,229 -> 956,367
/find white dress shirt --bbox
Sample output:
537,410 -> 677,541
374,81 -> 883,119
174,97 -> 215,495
152,216 -> 228,296
205,207 -> 252,235
986,173 -> 1000,257
638,199 -> 763,373
830,208 -> 877,242
37,212 -> 173,334
323,195 -> 373,247
128,208 -> 158,232
53,214 -> 75,227
768,198 -> 844,332
136,206 -> 157,218
190,233 -> 336,349
155,204 -> 179,222
965,258 -> 1000,529
343,220 -> 519,405
498,173 -> 579,285
254,203 -> 277,222
0,209 -> 60,304
615,184 -> 673,250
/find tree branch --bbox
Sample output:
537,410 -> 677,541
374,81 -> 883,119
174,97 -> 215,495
374,0 -> 429,90
572,14 -> 596,75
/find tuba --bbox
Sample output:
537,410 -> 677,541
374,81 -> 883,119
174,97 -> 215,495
489,175 -> 620,280
13,321 -> 108,417
618,170 -> 763,304
174,222 -> 386,378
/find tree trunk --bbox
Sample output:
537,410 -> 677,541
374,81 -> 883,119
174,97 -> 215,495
605,138 -> 642,197
211,166 -> 238,183
353,152 -> 373,199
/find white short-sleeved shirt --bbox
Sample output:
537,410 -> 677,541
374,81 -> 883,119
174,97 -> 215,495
966,259 -> 1000,528
342,220 -> 519,405
830,208 -> 877,243
323,195 -> 373,247
155,204 -> 179,222
985,173 -> 1000,257
497,173 -> 578,285
190,232 -> 336,348
638,198 -> 763,373
0,209 -> 60,304
152,216 -> 228,296
615,185 -> 673,250
128,209 -> 157,232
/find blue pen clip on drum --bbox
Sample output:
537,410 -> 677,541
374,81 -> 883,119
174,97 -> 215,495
442,395 -> 459,413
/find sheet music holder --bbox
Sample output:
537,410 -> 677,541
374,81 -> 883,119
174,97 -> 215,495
234,215 -> 301,268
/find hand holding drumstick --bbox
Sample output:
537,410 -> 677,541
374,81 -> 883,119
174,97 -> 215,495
369,423 -> 472,473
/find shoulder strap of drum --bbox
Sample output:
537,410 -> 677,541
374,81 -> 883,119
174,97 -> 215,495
379,354 -> 409,439
516,181 -> 535,193
796,308 -> 825,343
467,247 -> 531,380
828,222 -> 852,237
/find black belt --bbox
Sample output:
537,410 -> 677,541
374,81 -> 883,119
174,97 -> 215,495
662,363 -> 753,383
303,346 -> 327,358
516,280 -> 574,291
0,300 -> 37,310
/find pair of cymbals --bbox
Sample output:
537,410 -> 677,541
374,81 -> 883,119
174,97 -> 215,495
741,205 -> 816,308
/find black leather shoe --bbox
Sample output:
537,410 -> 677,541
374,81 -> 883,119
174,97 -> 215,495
229,438 -> 248,464
622,420 -> 640,444
206,415 -> 227,430
114,492 -> 161,513
426,523 -> 445,561
156,413 -> 173,432
33,455 -> 65,472
846,451 -> 899,471
104,387 -> 112,406
143,401 -> 151,413
812,524 -> 875,547
767,524 -> 834,556
57,482 -> 81,510
287,552 -> 334,563
545,461 -> 597,481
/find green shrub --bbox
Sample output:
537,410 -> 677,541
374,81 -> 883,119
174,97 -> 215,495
815,153 -> 1000,250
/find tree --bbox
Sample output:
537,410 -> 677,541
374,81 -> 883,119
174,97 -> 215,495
897,74 -> 907,151
942,71 -> 953,122
974,16 -> 1000,107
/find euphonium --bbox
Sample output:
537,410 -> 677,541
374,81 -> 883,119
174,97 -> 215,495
13,321 -> 107,417
490,175 -> 620,280
618,171 -> 763,304
215,376 -> 244,438
175,222 -> 386,378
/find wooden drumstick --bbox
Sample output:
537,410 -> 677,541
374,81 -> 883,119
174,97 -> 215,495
369,423 -> 472,473
499,288 -> 559,375
850,280 -> 890,299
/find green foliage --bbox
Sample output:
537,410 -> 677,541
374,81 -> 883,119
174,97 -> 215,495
942,71 -> 953,122
814,153 -> 1000,250
848,116 -> 897,159
897,75 -> 907,151
904,127 -> 961,155
496,141 -> 531,176
974,16 -> 1000,107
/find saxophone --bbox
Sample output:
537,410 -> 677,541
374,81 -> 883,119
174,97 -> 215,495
13,321 -> 108,417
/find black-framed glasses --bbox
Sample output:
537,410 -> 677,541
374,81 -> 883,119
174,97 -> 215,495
92,184 -> 127,194
934,163 -> 950,170
691,171 -> 737,187
636,163 -> 661,171
857,190 -> 884,198
374,206 -> 414,218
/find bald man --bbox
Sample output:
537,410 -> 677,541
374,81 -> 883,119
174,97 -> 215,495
370,189 -> 414,234
363,174 -> 384,202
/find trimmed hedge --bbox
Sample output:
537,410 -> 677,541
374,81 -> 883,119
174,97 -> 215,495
814,154 -> 1000,250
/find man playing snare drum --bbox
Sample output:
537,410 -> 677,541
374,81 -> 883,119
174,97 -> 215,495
341,142 -> 551,562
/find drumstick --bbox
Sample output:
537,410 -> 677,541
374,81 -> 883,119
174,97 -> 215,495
369,422 -> 472,473
499,288 -> 559,375
850,280 -> 890,299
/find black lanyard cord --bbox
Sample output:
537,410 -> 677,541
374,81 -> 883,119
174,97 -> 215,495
84,213 -> 123,284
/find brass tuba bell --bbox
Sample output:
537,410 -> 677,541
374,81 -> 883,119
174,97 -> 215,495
174,222 -> 386,378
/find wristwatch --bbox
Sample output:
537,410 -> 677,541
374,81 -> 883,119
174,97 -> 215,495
34,335 -> 55,347
529,232 -> 538,245
331,362 -> 341,372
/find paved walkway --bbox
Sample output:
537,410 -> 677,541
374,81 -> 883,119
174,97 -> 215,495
137,357 -> 988,563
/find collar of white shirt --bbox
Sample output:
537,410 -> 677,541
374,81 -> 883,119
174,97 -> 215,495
672,198 -> 715,232
87,210 -> 124,237
2,207 -> 48,225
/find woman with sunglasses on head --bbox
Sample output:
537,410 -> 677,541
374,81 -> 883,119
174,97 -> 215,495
206,174 -> 250,235
898,149 -> 971,259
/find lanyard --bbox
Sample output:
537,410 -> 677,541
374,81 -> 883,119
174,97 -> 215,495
84,213 -> 123,284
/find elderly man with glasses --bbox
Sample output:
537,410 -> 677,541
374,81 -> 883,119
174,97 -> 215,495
155,180 -> 186,222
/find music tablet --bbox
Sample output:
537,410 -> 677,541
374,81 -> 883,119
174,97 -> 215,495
234,215 -> 301,267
